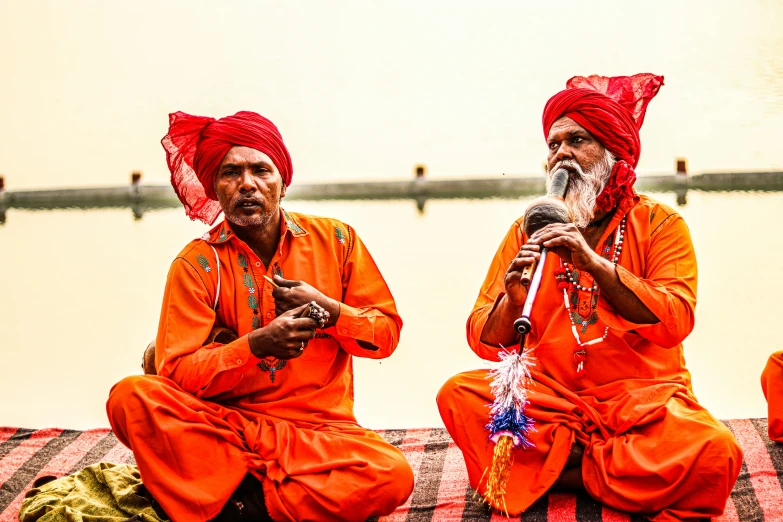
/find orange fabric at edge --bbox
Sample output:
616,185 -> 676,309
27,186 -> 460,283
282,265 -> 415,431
762,350 -> 783,442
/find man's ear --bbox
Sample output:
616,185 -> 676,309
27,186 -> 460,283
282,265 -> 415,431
280,181 -> 287,199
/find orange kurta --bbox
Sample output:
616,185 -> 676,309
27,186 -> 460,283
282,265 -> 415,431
107,209 -> 413,522
437,195 -> 742,521
762,351 -> 783,442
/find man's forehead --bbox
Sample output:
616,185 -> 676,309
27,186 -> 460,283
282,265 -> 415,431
220,146 -> 276,168
547,117 -> 590,140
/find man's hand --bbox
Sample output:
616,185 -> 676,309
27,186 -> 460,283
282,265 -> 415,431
505,244 -> 541,306
272,276 -> 340,327
528,223 -> 602,273
248,303 -> 318,360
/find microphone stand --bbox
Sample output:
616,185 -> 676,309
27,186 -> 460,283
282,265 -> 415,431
513,247 -> 548,352
512,167 -> 570,353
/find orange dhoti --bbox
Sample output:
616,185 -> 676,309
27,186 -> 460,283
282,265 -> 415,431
438,370 -> 742,521
108,375 -> 413,522
762,350 -> 783,442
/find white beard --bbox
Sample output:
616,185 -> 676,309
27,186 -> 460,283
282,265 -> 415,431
547,150 -> 616,228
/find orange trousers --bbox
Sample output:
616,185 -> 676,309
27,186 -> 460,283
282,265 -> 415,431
437,370 -> 742,522
107,376 -> 413,522
762,351 -> 783,442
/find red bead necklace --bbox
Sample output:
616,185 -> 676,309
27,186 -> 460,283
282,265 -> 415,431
553,217 -> 626,377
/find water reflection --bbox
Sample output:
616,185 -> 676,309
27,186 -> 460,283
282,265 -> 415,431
676,187 -> 688,206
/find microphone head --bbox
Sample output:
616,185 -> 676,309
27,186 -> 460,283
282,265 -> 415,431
547,167 -> 570,199
521,167 -> 572,236
523,198 -> 571,237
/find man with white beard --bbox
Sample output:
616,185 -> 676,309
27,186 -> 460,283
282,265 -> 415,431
436,74 -> 742,521
550,148 -> 615,229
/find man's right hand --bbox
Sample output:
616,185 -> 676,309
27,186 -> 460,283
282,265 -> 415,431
248,303 -> 318,360
504,243 -> 541,306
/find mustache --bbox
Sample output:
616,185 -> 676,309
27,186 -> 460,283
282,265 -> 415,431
233,195 -> 263,207
551,159 -> 585,177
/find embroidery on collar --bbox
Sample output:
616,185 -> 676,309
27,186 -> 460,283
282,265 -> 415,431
203,223 -> 232,243
282,209 -> 305,235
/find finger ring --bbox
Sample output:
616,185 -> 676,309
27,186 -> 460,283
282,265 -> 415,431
300,341 -> 305,351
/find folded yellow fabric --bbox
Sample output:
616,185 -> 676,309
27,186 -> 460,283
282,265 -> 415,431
19,463 -> 166,522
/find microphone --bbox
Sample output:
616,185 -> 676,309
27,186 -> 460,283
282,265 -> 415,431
519,168 -> 571,285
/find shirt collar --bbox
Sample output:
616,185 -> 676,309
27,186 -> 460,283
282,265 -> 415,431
281,208 -> 308,238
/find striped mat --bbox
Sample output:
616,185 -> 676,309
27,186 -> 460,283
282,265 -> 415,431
1,419 -> 781,522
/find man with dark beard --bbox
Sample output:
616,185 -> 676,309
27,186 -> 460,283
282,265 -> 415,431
107,111 -> 413,522
437,75 -> 742,521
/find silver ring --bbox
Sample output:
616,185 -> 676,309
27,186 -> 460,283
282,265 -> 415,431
300,341 -> 305,351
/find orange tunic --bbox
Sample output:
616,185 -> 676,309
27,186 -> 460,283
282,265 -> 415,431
762,351 -> 783,442
107,209 -> 413,522
437,195 -> 742,521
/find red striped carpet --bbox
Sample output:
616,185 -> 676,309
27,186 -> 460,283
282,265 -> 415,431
1,420 -> 781,521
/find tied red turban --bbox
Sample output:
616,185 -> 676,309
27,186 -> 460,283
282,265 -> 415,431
542,73 -> 664,211
161,111 -> 293,225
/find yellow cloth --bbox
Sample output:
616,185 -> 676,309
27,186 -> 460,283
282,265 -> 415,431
19,463 -> 165,522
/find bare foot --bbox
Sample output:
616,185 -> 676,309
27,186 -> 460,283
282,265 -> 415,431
553,466 -> 584,490
552,442 -> 585,490
142,341 -> 156,375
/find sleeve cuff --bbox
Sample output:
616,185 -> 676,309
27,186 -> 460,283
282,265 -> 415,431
217,335 -> 256,371
331,303 -> 373,344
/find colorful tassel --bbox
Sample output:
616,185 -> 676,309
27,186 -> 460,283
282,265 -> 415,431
483,349 -> 537,511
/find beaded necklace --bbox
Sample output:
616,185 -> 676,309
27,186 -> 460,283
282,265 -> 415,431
553,217 -> 626,377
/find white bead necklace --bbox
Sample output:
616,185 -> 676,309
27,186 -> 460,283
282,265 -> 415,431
562,216 -> 626,376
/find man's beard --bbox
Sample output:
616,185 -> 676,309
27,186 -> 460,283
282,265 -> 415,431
547,150 -> 616,228
227,207 -> 276,228
218,193 -> 278,228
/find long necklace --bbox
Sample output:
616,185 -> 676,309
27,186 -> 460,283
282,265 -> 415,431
554,217 -> 626,377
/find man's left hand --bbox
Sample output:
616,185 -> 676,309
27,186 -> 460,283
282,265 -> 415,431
272,276 -> 340,327
528,223 -> 603,273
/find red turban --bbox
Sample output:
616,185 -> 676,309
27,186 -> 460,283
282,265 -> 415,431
161,111 -> 293,225
542,74 -> 664,211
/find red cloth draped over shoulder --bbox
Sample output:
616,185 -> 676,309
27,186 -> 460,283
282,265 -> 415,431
542,73 -> 664,211
161,111 -> 293,225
